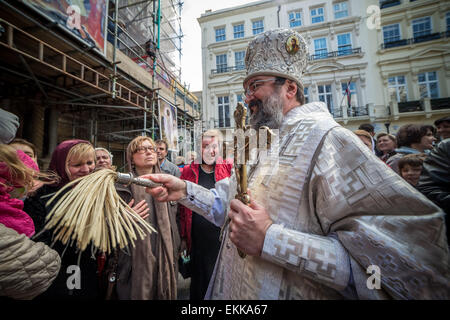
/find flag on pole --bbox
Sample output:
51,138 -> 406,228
345,85 -> 351,107
344,76 -> 353,108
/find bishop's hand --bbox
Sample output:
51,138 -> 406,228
142,173 -> 187,202
228,195 -> 273,256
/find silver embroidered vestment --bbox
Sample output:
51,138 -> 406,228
180,102 -> 450,300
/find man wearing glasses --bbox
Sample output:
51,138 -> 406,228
144,29 -> 449,299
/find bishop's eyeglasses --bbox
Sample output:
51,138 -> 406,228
244,78 -> 277,97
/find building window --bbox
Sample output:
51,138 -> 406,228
337,33 -> 352,55
304,87 -> 309,104
311,7 -> 324,24
341,82 -> 357,107
218,96 -> 230,128
318,84 -> 333,114
388,76 -> 407,102
383,24 -> 401,43
334,2 -> 348,19
289,11 -> 302,27
379,0 -> 401,9
216,54 -> 227,73
236,94 -> 245,104
418,71 -> 439,98
235,51 -> 245,70
447,12 -> 450,31
252,20 -> 264,35
233,24 -> 244,39
412,17 -> 431,38
215,27 -> 226,42
314,38 -> 327,59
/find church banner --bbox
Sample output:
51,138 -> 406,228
159,99 -> 178,152
22,0 -> 108,56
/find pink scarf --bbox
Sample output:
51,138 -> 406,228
0,150 -> 38,237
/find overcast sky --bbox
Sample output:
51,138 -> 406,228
180,0 -> 252,92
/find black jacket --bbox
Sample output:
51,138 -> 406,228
23,185 -> 101,300
417,139 -> 450,244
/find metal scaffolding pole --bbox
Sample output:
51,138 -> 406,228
111,0 -> 157,139
183,83 -> 187,152
106,0 -> 194,141
152,0 -> 157,139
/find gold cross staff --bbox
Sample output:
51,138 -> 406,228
220,102 -> 274,259
233,102 -> 251,207
232,102 -> 249,258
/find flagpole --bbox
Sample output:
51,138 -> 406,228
339,76 -> 353,109
339,90 -> 347,108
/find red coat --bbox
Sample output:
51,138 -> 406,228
179,159 -> 232,252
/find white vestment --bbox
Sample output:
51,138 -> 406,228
180,102 -> 450,300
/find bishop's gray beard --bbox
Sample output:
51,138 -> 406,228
249,92 -> 284,130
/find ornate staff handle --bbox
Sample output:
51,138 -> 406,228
219,103 -> 275,259
116,172 -> 163,189
233,102 -> 249,258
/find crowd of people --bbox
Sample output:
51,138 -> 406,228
1,28 -> 449,300
352,120 -> 447,186
352,119 -> 450,243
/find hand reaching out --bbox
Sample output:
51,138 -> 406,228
141,173 -> 187,202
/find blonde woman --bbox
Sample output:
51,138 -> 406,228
24,139 -> 101,299
24,139 -> 151,300
111,136 -> 178,300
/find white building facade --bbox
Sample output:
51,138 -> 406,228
375,0 -> 450,133
198,0 -> 450,135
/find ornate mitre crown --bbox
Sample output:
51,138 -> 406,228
244,28 -> 308,87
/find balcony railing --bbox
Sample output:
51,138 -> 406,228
211,65 -> 245,74
381,31 -> 449,49
332,108 -> 343,118
308,47 -> 361,61
381,39 -> 409,49
398,100 -> 423,113
431,97 -> 450,110
330,105 -> 369,118
348,105 -> 369,117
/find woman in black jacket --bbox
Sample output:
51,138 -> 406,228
24,139 -> 99,299
417,138 -> 450,246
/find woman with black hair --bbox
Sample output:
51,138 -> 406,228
387,124 -> 437,174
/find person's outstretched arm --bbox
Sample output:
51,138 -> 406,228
143,173 -> 234,227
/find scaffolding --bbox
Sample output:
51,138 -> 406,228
109,0 -> 198,159
0,0 -> 200,169
115,0 -> 183,77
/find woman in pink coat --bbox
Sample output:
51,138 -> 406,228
0,144 -> 53,237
